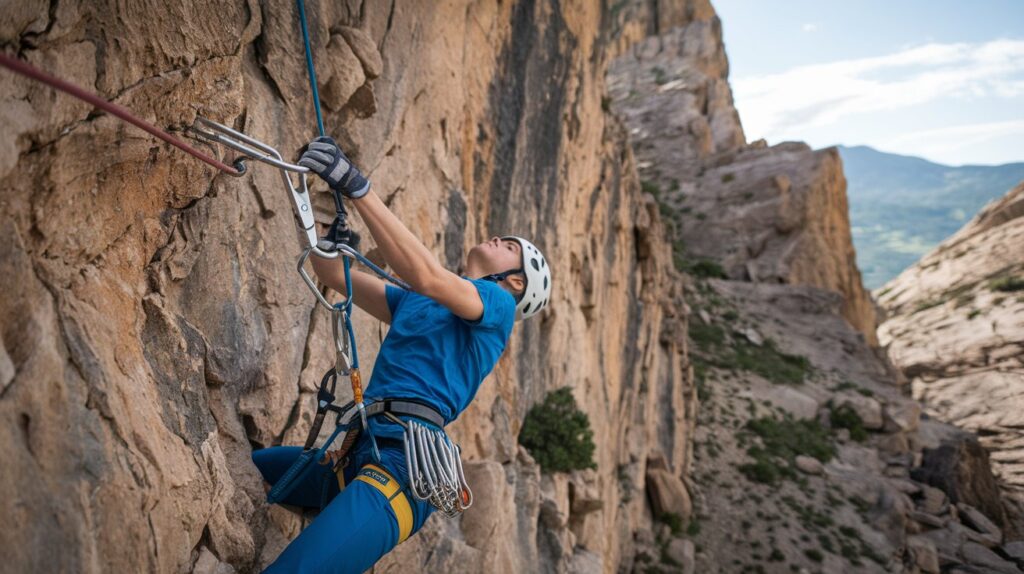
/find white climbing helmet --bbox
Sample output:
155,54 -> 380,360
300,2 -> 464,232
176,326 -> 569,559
504,236 -> 551,321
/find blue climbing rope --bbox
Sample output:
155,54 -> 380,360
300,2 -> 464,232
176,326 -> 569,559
296,0 -> 325,137
294,0 -> 380,474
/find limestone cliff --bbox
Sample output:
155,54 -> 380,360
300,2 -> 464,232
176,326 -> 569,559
0,1 -> 704,573
878,182 -> 1024,528
607,27 -> 878,345
606,14 -> 1023,574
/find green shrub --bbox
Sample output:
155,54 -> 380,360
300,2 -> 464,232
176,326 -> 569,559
689,259 -> 728,279
652,66 -> 669,85
990,275 -> 1024,292
830,404 -> 868,442
733,340 -> 811,385
804,549 -> 824,563
739,416 -> 836,485
519,388 -> 597,473
659,512 -> 684,535
689,321 -> 726,349
641,180 -> 661,197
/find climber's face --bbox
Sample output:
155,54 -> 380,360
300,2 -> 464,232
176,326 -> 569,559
467,237 -> 526,294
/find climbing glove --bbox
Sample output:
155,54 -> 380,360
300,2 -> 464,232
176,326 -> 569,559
298,136 -> 370,199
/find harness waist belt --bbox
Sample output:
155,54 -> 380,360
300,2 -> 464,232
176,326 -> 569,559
339,399 -> 446,429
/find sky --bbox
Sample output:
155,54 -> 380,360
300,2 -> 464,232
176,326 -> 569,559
712,0 -> 1024,166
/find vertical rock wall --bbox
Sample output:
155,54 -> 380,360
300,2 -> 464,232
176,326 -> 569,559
0,1 -> 701,572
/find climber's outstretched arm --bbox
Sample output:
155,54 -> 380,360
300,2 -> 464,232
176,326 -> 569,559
310,258 -> 392,323
348,190 -> 484,322
298,136 -> 484,322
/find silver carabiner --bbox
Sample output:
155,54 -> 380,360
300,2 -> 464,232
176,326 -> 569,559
331,305 -> 352,376
192,117 -> 339,259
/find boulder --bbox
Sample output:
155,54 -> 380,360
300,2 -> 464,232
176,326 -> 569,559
664,538 -> 695,573
917,485 -> 949,516
835,394 -> 884,430
911,436 -> 1011,533
645,467 -> 692,521
753,386 -> 819,420
906,536 -> 940,574
956,503 -> 1002,545
1004,540 -> 1024,561
795,455 -> 824,475
909,510 -> 948,529
961,542 -> 1020,574
883,401 -> 921,433
338,26 -> 383,79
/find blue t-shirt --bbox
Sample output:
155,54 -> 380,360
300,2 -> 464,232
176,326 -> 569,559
364,278 -> 515,438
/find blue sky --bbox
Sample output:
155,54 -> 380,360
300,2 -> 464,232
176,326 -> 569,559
712,0 -> 1024,166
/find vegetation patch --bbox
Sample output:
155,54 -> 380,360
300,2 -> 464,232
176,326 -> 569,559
829,404 -> 868,442
990,275 -> 1024,292
738,416 -> 836,485
641,180 -> 661,198
733,339 -> 811,385
688,314 -> 812,385
519,388 -> 597,473
652,66 -> 669,85
658,512 -> 684,536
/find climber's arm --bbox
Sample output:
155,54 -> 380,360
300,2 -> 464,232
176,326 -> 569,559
310,258 -> 392,323
298,136 -> 483,322
349,190 -> 485,322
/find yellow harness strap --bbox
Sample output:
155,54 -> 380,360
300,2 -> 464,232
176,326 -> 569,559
353,464 -> 414,544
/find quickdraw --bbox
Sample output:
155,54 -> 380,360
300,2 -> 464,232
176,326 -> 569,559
402,419 -> 473,517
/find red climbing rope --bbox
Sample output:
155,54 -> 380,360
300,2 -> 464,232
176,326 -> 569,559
0,52 -> 243,176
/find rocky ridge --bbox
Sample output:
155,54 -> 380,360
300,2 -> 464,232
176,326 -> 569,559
607,26 -> 878,346
607,14 -> 1023,574
878,182 -> 1024,531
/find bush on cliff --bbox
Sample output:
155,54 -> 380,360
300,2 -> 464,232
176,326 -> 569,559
519,388 -> 597,473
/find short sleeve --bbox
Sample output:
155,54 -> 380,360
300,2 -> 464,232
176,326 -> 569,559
463,279 -> 516,331
384,285 -> 410,316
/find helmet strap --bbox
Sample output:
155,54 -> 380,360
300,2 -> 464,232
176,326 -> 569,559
481,268 -> 526,301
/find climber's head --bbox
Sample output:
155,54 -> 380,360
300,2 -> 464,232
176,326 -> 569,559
467,236 -> 551,321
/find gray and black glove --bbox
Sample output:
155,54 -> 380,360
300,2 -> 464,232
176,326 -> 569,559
298,136 -> 370,199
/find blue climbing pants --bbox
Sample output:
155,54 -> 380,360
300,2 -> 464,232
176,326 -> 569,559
253,439 -> 432,574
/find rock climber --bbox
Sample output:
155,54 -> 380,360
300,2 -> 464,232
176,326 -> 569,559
251,136 -> 552,573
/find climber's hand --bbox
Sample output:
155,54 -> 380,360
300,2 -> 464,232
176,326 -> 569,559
298,136 -> 370,199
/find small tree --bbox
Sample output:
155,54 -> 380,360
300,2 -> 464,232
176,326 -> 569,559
519,387 -> 597,473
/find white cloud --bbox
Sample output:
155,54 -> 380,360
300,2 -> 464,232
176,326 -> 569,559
879,119 -> 1024,165
802,23 -> 819,33
732,39 -> 1024,143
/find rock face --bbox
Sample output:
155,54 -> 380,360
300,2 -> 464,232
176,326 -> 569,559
607,28 -> 878,345
878,182 -> 1024,527
0,1 -> 705,573
604,9 -> 1021,573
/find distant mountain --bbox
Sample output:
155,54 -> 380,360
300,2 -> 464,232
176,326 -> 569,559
837,145 -> 1024,289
